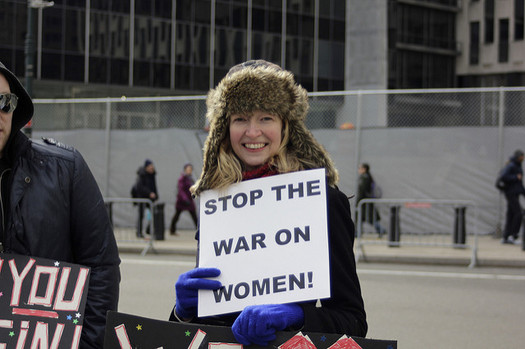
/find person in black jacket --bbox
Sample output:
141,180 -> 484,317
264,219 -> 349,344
499,149 -> 525,244
170,60 -> 367,346
134,159 -> 158,237
0,61 -> 120,348
356,163 -> 385,237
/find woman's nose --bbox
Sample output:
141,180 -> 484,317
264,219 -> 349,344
245,120 -> 262,137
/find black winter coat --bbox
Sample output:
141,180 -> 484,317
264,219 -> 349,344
301,184 -> 367,336
171,184 -> 368,338
500,156 -> 525,197
356,172 -> 380,223
1,132 -> 121,348
135,166 -> 158,201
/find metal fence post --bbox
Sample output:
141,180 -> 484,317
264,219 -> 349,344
495,87 -> 505,238
453,206 -> 467,246
354,90 -> 363,211
104,98 -> 112,197
388,205 -> 401,247
355,200 -> 366,263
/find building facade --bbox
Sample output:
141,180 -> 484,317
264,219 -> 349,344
456,0 -> 525,87
388,0 -> 459,89
345,0 -> 459,91
0,0 -> 346,98
1,0 -> 524,99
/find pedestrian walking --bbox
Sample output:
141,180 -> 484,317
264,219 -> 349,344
170,163 -> 198,235
497,149 -> 525,244
134,159 -> 158,237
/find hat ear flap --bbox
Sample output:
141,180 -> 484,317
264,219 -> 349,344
288,120 -> 339,186
194,87 -> 231,195
201,113 -> 227,173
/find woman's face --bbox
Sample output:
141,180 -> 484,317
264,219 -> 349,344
229,110 -> 282,170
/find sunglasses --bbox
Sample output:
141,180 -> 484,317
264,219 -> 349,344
0,93 -> 18,113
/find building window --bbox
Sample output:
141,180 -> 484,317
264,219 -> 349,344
395,50 -> 454,88
515,0 -> 524,40
396,4 -> 456,50
0,0 -> 350,96
499,18 -> 509,63
469,21 -> 480,65
484,0 -> 494,43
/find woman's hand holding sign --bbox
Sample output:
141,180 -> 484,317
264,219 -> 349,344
175,267 -> 222,320
231,303 -> 304,346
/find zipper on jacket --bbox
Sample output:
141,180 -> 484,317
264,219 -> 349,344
0,168 -> 10,253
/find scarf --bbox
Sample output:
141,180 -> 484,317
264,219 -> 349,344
242,163 -> 278,181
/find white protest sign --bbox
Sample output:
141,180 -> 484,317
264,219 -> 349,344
197,168 -> 330,317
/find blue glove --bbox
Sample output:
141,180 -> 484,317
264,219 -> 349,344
175,267 -> 222,319
232,304 -> 304,346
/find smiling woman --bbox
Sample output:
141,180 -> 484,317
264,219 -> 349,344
170,59 -> 367,346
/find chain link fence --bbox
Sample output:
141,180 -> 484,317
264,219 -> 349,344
31,87 -> 525,237
33,87 -> 525,130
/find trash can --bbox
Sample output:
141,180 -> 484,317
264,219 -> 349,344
388,205 -> 401,247
453,206 -> 467,246
152,203 -> 165,240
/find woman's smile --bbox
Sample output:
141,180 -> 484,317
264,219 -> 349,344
244,142 -> 267,150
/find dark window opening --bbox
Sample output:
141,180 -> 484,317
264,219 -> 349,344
515,0 -> 524,40
499,18 -> 509,63
485,0 -> 494,43
469,22 -> 480,65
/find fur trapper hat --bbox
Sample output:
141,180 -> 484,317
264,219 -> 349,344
193,60 -> 338,195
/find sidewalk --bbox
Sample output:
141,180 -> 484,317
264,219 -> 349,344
116,229 -> 525,268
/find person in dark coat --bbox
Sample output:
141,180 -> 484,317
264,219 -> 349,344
499,149 -> 525,244
169,163 -> 198,235
356,163 -> 385,237
170,60 -> 367,346
134,159 -> 158,237
0,62 -> 120,348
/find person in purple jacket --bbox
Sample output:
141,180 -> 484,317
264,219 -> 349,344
169,163 -> 198,235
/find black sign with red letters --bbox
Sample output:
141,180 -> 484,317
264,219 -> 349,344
104,311 -> 396,349
0,253 -> 90,348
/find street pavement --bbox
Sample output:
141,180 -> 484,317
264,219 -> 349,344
116,230 -> 525,348
116,228 -> 525,268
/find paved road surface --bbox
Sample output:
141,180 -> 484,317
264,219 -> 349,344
117,253 -> 525,349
